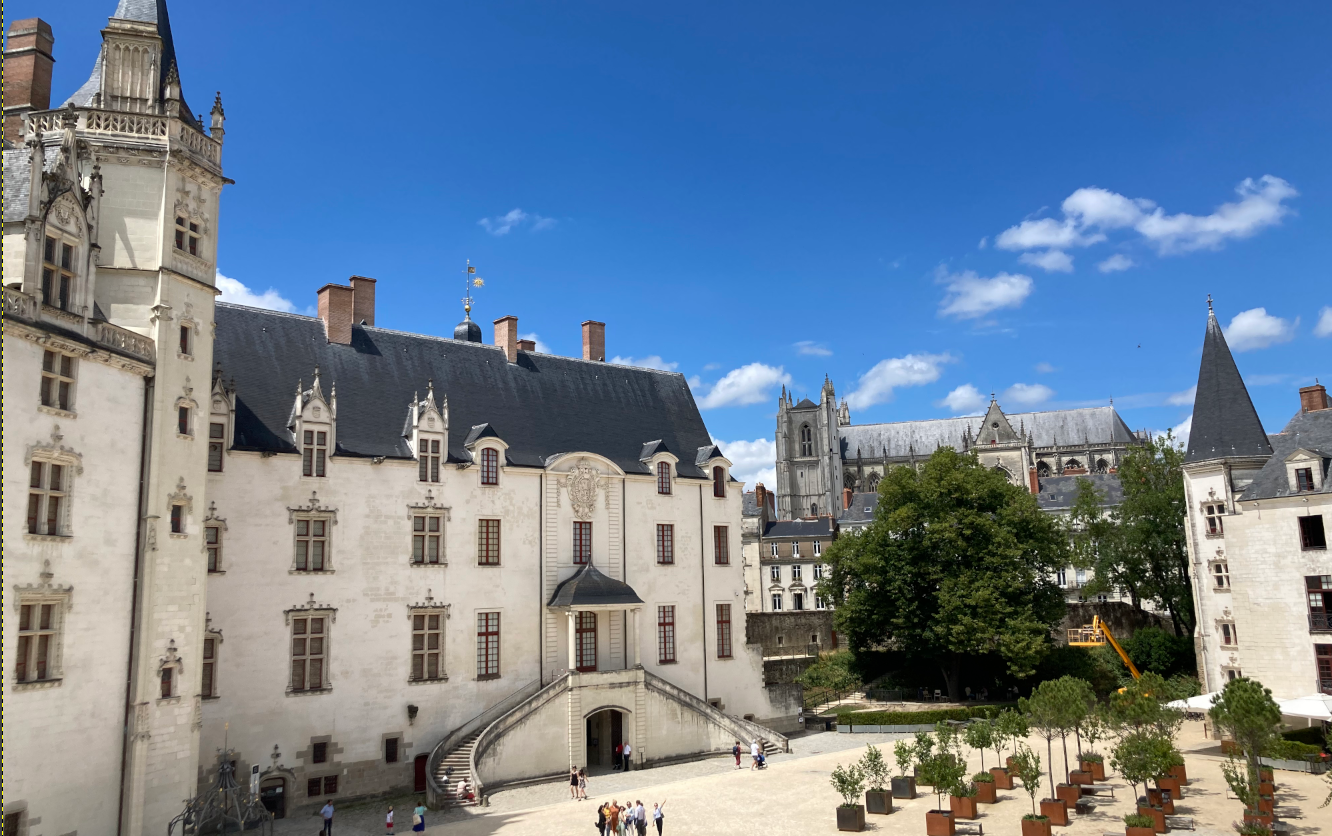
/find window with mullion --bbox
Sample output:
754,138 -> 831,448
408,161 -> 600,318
716,604 -> 733,658
295,518 -> 329,570
655,523 -> 673,565
418,438 -> 441,482
573,521 -> 593,565
39,350 -> 76,411
15,602 -> 59,682
657,605 -> 676,664
576,611 -> 597,672
27,460 -> 67,536
206,525 -> 222,572
41,235 -> 76,311
712,466 -> 726,498
713,525 -> 729,564
412,515 -> 443,564
1296,468 -> 1315,491
477,519 -> 501,565
477,612 -> 500,679
411,612 -> 444,681
480,447 -> 499,485
290,616 -> 327,691
208,422 -> 225,471
302,430 -> 327,477
202,637 -> 217,697
657,461 -> 671,495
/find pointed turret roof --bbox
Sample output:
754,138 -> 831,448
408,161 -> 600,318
1184,303 -> 1272,463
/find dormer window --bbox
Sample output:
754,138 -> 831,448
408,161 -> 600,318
481,447 -> 499,486
1296,467 -> 1315,492
303,430 -> 327,477
174,216 -> 201,256
713,466 -> 726,498
657,461 -> 672,495
41,235 -> 75,311
419,439 -> 441,483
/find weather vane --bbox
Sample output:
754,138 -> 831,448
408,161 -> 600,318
462,260 -> 485,319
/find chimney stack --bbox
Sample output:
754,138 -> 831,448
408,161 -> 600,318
350,276 -> 376,326
517,338 -> 536,352
1300,382 -> 1330,414
494,316 -> 518,363
1028,466 -> 1039,495
842,487 -> 853,510
317,284 -> 355,345
3,19 -> 56,142
582,320 -> 605,361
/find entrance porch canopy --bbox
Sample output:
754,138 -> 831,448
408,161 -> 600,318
547,563 -> 645,669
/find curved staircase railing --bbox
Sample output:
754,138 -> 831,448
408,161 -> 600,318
643,669 -> 791,754
425,677 -> 543,808
469,672 -> 572,803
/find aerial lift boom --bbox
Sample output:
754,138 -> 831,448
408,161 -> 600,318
1067,615 -> 1142,680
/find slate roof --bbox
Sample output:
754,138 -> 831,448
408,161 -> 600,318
547,563 -> 644,608
2,145 -> 62,223
793,398 -> 818,409
742,489 -> 775,518
213,303 -> 719,477
763,517 -> 835,539
838,406 -> 1135,461
1241,409 -> 1332,501
1033,473 -> 1124,512
837,492 -> 879,525
1185,310 -> 1274,464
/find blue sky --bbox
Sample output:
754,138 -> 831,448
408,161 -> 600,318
21,1 -> 1332,487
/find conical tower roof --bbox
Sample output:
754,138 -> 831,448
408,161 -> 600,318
1184,304 -> 1272,463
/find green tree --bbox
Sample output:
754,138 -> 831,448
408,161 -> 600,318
1123,626 -> 1197,677
1209,677 -> 1282,778
1111,729 -> 1177,806
1118,433 -> 1194,635
819,448 -> 1068,700
1010,746 -> 1044,818
831,762 -> 867,808
1066,477 -> 1145,606
860,744 -> 890,792
796,651 -> 862,698
995,708 -> 1029,764
1021,680 -> 1067,797
965,718 -> 996,771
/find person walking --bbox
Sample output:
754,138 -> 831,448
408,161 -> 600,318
732,741 -> 742,769
597,802 -> 608,836
578,768 -> 589,800
652,801 -> 665,835
750,740 -> 760,770
385,805 -> 394,834
570,766 -> 580,800
635,799 -> 648,836
411,801 -> 427,833
621,740 -> 632,772
613,743 -> 623,770
318,801 -> 334,835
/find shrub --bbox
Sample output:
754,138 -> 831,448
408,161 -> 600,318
1080,752 -> 1104,764
1234,823 -> 1272,836
1280,726 -> 1326,748
860,744 -> 890,792
1124,813 -> 1157,828
831,762 -> 866,808
1265,739 -> 1322,760
836,704 -> 1013,726
1123,626 -> 1197,678
893,740 -> 913,777
973,771 -> 995,783
953,780 -> 978,798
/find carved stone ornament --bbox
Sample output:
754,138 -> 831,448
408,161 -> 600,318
12,559 -> 75,612
288,492 -> 338,525
133,702 -> 152,741
145,516 -> 159,552
25,424 -> 85,473
406,490 -> 451,520
409,589 -> 451,614
561,462 -> 610,520
191,695 -> 204,730
284,592 -> 337,625
150,303 -> 174,324
168,477 -> 193,515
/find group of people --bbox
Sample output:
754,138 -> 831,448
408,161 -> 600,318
596,799 -> 664,836
731,740 -> 767,770
381,802 -> 429,833
569,767 -> 590,800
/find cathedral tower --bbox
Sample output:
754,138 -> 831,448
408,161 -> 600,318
775,377 -> 843,519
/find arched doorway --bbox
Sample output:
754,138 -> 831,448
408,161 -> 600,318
584,708 -> 627,772
260,777 -> 286,819
414,753 -> 429,792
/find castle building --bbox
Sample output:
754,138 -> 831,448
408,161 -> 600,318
1182,304 -> 1331,697
1,5 -> 790,835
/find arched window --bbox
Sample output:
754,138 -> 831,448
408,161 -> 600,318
1095,458 -> 1109,473
799,424 -> 813,457
1036,460 -> 1051,477
1065,459 -> 1082,470
844,472 -> 858,490
656,461 -> 671,495
712,466 -> 726,498
481,447 -> 499,485
810,503 -> 818,517
867,473 -> 880,491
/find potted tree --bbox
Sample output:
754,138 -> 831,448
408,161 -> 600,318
919,746 -> 965,836
832,761 -> 867,832
965,718 -> 996,772
861,744 -> 893,815
1113,729 -> 1175,829
972,771 -> 997,804
992,710 -> 1025,789
1063,677 -> 1097,790
1124,813 -> 1157,836
1210,678 -> 1282,827
1013,746 -> 1052,836
1021,680 -> 1072,823
893,740 -> 918,799
913,731 -> 936,787
949,779 -> 979,821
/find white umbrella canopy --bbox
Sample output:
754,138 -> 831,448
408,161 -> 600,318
1165,692 -> 1222,710
1275,693 -> 1332,721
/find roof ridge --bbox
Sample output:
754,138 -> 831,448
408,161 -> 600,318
843,406 -> 1115,430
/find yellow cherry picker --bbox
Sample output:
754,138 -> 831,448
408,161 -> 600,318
1068,615 -> 1142,681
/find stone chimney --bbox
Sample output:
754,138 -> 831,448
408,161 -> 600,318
842,487 -> 853,510
517,338 -> 536,352
350,276 -> 376,326
3,19 -> 56,142
1028,466 -> 1039,495
582,320 -> 605,361
317,284 -> 355,345
494,316 -> 518,363
1300,382 -> 1330,414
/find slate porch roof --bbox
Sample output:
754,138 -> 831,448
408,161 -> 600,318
837,492 -> 879,525
213,303 -> 719,477
547,563 -> 644,608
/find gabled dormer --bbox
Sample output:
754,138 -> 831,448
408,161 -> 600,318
640,440 -> 679,495
1285,449 -> 1330,494
464,423 -> 508,487
975,396 -> 1020,447
289,367 -> 335,477
405,380 -> 448,483
208,366 -> 235,473
697,444 -> 733,499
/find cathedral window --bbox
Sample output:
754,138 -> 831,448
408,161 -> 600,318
477,519 -> 502,565
716,604 -> 733,658
26,460 -> 69,536
480,447 -> 499,485
1035,460 -> 1051,477
15,599 -> 64,684
1203,503 -> 1225,536
290,615 -> 328,691
302,430 -> 328,477
41,234 -> 76,311
655,523 -> 673,565
1300,516 -> 1327,551
657,461 -> 672,495
39,350 -> 76,412
800,425 -> 813,457
174,216 -> 201,257
293,517 -> 330,571
418,438 -> 441,482
412,514 -> 444,564
657,605 -> 676,663
410,610 -> 446,681
476,612 -> 501,679
1095,458 -> 1109,473
713,526 -> 729,565
713,466 -> 726,498
206,525 -> 223,572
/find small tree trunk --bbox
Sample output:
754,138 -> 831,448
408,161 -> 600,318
1074,727 -> 1082,758
1047,737 -> 1056,799
1060,733 -> 1070,784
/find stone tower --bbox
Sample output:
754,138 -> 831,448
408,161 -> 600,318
775,377 -> 843,519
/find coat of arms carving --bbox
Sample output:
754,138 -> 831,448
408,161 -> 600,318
561,463 -> 609,520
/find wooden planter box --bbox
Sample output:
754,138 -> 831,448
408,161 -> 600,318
975,781 -> 997,804
1055,783 -> 1081,806
836,805 -> 866,832
1081,760 -> 1106,782
892,776 -> 917,799
990,767 -> 1014,789
1070,770 -> 1093,786
1144,788 -> 1174,815
1259,768 -> 1274,782
949,795 -> 978,820
1127,827 -> 1157,836
1156,776 -> 1183,799
1257,795 -> 1274,815
865,790 -> 892,815
926,809 -> 955,836
1243,809 -> 1273,827
1040,799 -> 1069,827
1137,805 -> 1167,834
1021,817 -> 1052,836
1258,781 -> 1276,796
1167,763 -> 1187,785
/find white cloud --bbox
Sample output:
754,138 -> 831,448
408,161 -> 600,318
215,271 -> 308,314
995,217 -> 1105,251
1097,254 -> 1135,273
1157,414 -> 1192,449
846,353 -> 955,409
978,237 -> 988,249
519,332 -> 552,353
1003,383 -> 1054,406
478,208 -> 556,236
713,437 -> 777,490
794,341 -> 833,357
936,268 -> 1034,319
1166,385 -> 1197,406
1315,306 -> 1332,338
687,375 -> 703,389
610,354 -> 678,371
937,383 -> 986,415
1226,307 -> 1298,352
1035,362 -> 1057,374
1018,249 -> 1074,273
696,363 -> 791,409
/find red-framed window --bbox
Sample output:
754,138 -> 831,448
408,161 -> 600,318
656,524 -> 674,565
477,612 -> 500,679
658,605 -> 676,664
576,612 -> 597,672
716,604 -> 732,658
478,519 -> 501,565
657,461 -> 671,495
573,521 -> 592,565
712,466 -> 726,498
481,447 -> 499,485
714,525 -> 729,565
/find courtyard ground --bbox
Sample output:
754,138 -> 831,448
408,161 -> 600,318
272,720 -> 1329,836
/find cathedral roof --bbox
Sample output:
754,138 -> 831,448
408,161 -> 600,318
1238,408 -> 1332,501
837,406 -> 1134,460
213,303 -> 718,477
547,563 -> 644,608
793,398 -> 818,409
1184,308 -> 1273,464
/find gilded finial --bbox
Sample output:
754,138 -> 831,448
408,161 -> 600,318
462,261 -> 484,318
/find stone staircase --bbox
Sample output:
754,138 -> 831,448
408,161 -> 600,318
433,730 -> 482,807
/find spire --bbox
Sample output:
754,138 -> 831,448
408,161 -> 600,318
1185,301 -> 1273,463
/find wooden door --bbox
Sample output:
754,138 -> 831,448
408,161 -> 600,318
260,778 -> 286,819
414,754 -> 429,792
